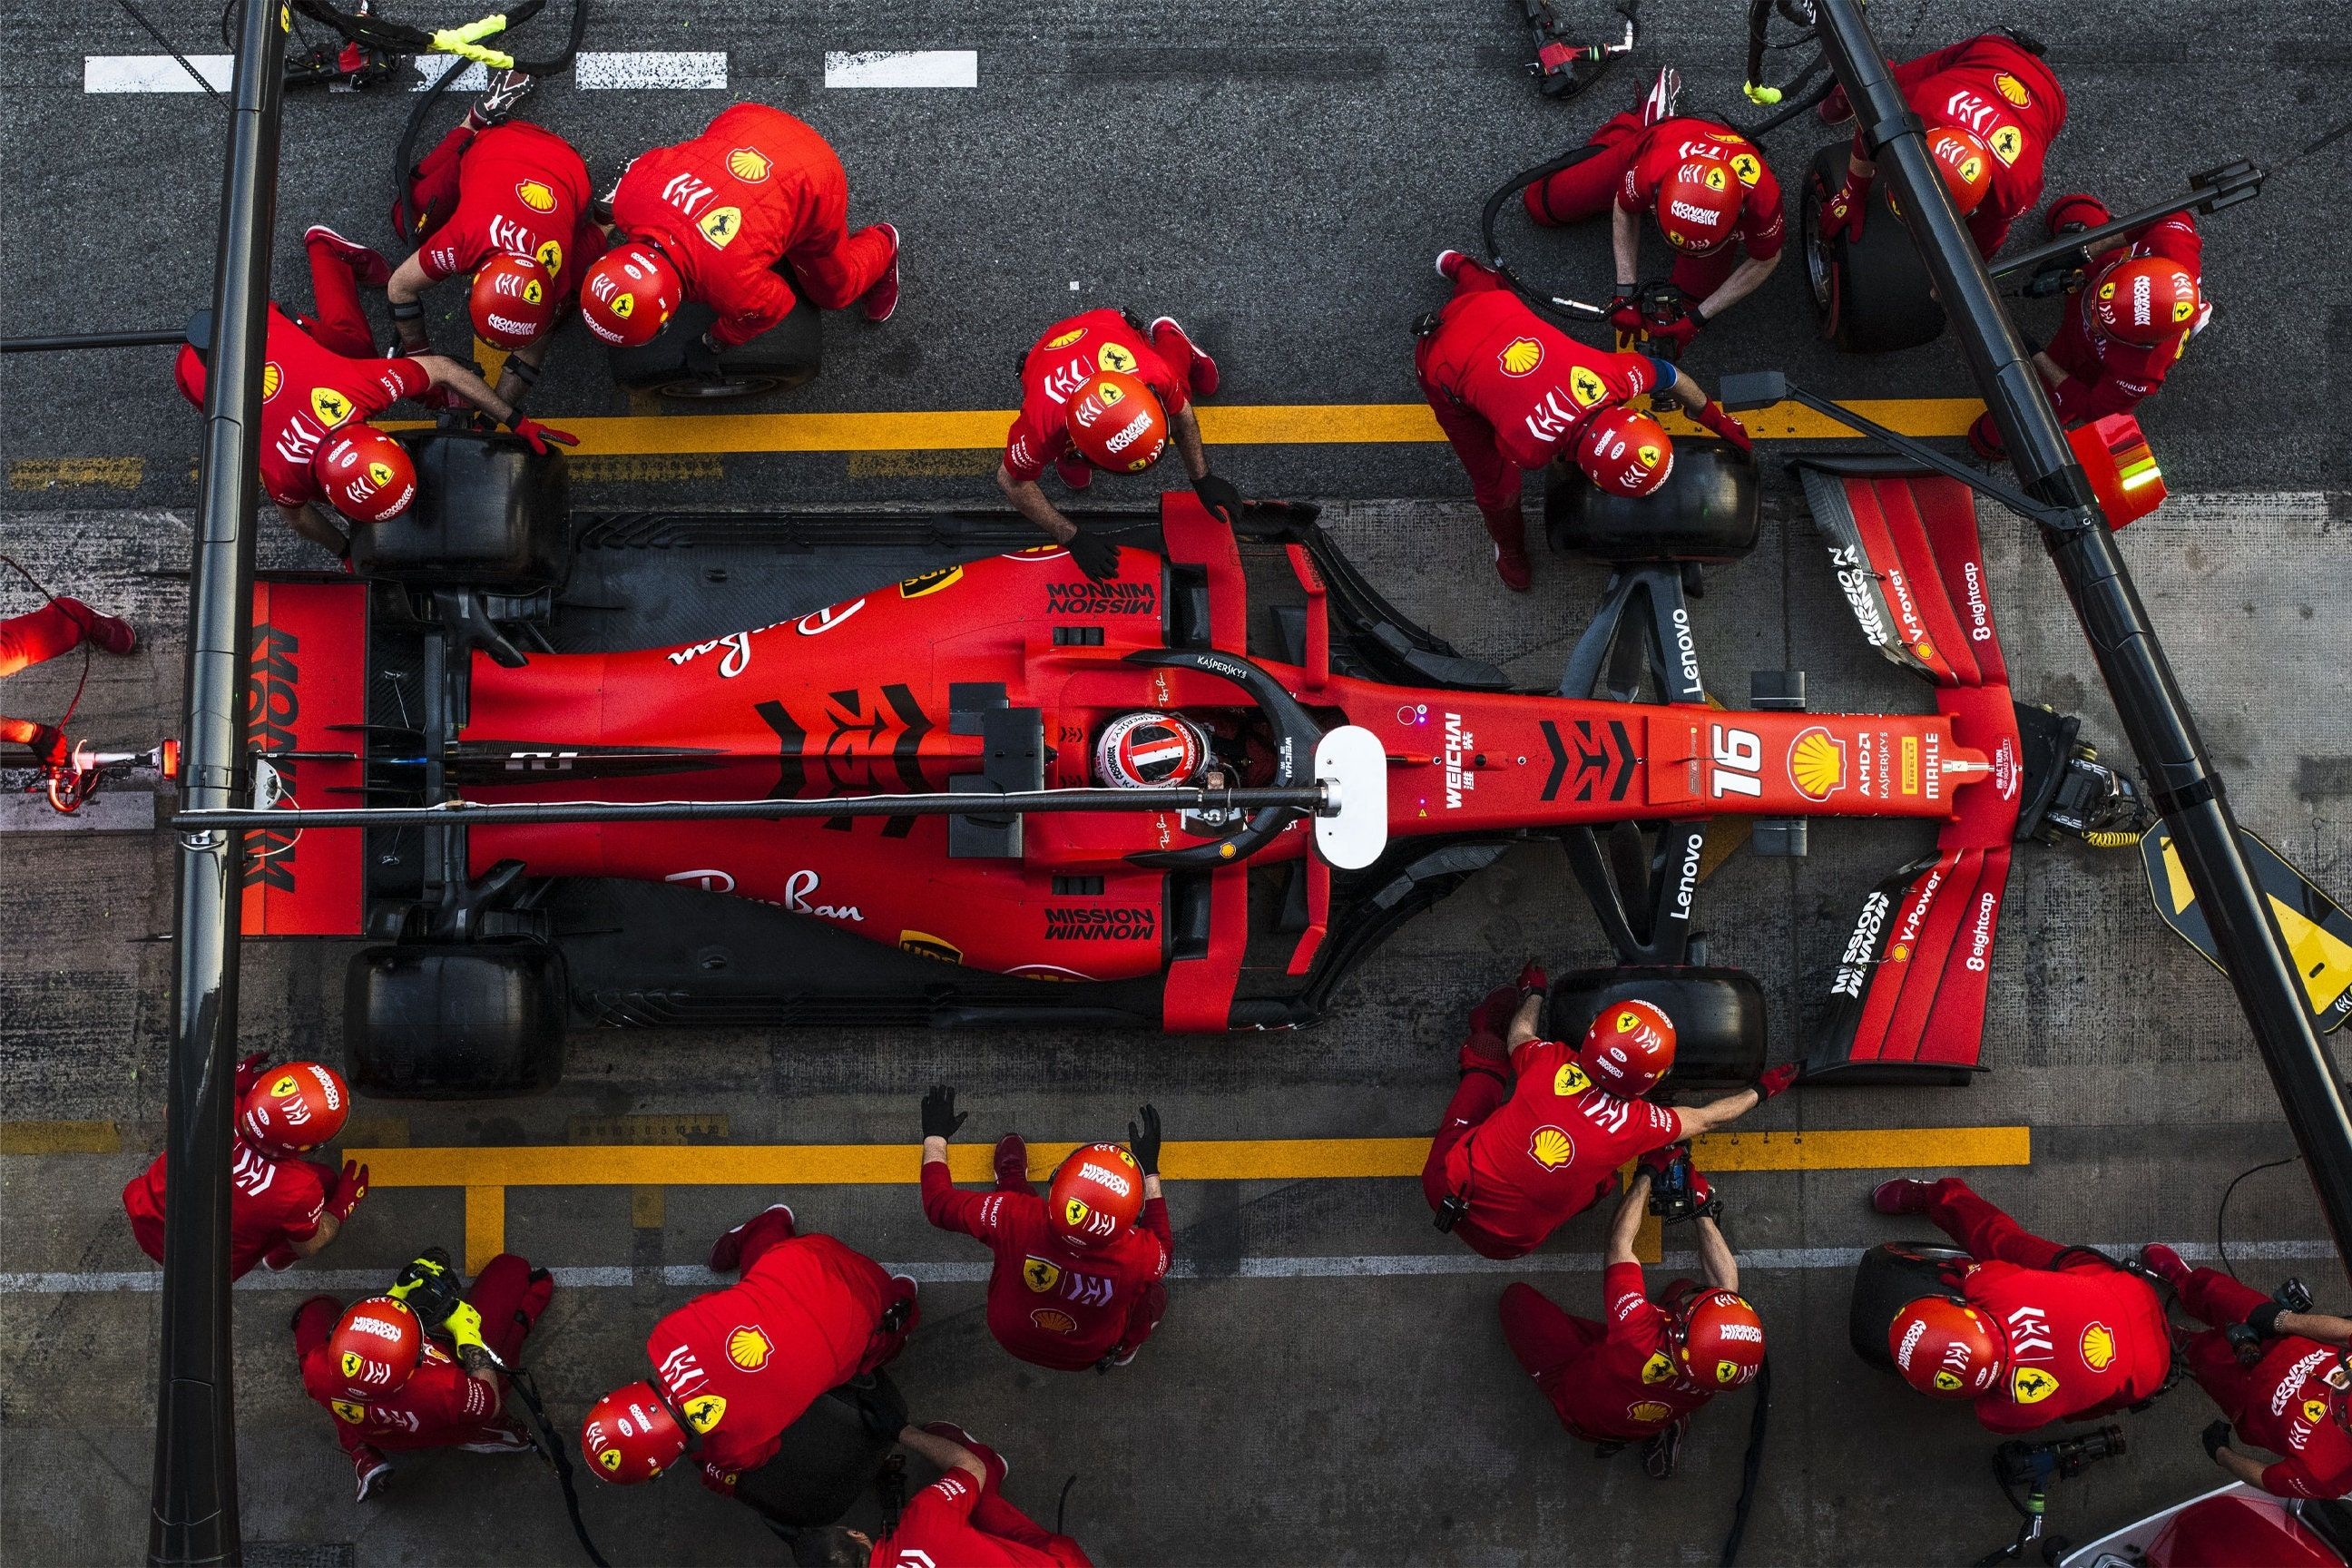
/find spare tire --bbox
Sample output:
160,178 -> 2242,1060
350,429 -> 571,591
1802,142 -> 1947,354
609,296 -> 822,400
1544,437 -> 1759,564
1545,965 -> 1767,1088
1848,1241 -> 1972,1370
344,942 -> 567,1098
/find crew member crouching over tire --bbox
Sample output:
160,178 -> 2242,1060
1416,254 -> 1749,593
122,1055 -> 368,1279
1500,1152 -> 1764,1478
1872,1176 -> 2171,1433
1423,965 -> 1797,1259
919,1088 -> 1172,1373
790,1422 -> 1095,1567
581,1205 -> 920,1494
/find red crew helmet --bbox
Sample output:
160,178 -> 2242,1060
238,1061 -> 351,1155
1047,1142 -> 1146,1250
1575,407 -> 1674,500
578,241 -> 681,348
580,1381 -> 691,1484
1654,159 -> 1742,254
469,252 -> 556,349
1575,997 -> 1677,1097
2090,256 -> 2200,347
328,1296 -> 422,1399
1924,125 -> 1995,216
1065,372 -> 1169,473
1889,1296 -> 2006,1397
1677,1289 -> 1767,1387
313,427 -> 416,525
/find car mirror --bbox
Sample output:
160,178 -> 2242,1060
1715,372 -> 1788,412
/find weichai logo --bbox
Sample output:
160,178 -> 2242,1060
243,622 -> 299,890
1044,907 -> 1156,941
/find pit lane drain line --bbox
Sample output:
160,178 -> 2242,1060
1,1241 -> 2332,1298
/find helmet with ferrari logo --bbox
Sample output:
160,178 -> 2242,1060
2089,256 -> 2200,347
327,1296 -> 423,1400
1924,124 -> 1995,216
313,426 -> 416,525
469,252 -> 557,349
580,1380 -> 690,1485
1095,711 -> 1213,789
1676,1288 -> 1767,1387
1047,1142 -> 1146,1250
1654,158 -> 1742,254
1574,407 -> 1674,500
1888,1295 -> 2006,1397
578,240 -> 681,348
1066,372 -> 1169,473
1573,997 -> 1677,1096
238,1061 -> 351,1156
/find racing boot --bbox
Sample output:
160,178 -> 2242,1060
1641,1420 -> 1683,1479
351,1444 -> 393,1502
921,1422 -> 1010,1490
2045,193 -> 2109,239
470,66 -> 536,128
456,1423 -> 535,1455
305,225 -> 391,289
1149,317 -> 1220,398
55,599 -> 135,655
1054,450 -> 1094,492
861,224 -> 901,323
709,1203 -> 795,1273
994,1133 -> 1033,1193
1640,65 -> 1681,127
1870,1178 -> 1937,1216
1493,541 -> 1534,593
2137,1243 -> 2191,1289
1435,248 -> 1469,282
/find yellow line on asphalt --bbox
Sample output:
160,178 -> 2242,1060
0,1121 -> 122,1155
8,457 -> 144,491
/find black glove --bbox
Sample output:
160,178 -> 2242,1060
683,331 -> 723,376
1127,1104 -> 1161,1178
921,1084 -> 966,1142
2201,1419 -> 2233,1461
1063,529 -> 1121,583
1192,471 -> 1244,527
2247,1299 -> 2289,1338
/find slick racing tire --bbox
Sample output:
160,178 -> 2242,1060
1544,437 -> 1759,564
1546,965 -> 1766,1088
350,428 -> 573,592
1802,142 -> 1947,355
1848,1241 -> 1973,1371
608,297 -> 822,400
344,942 -> 568,1098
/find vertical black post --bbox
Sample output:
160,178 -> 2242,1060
1809,0 -> 2352,1277
149,0 -> 286,1560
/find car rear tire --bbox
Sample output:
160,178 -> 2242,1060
1848,1240 -> 1973,1370
608,297 -> 822,401
1545,965 -> 1766,1088
350,429 -> 572,591
1802,142 -> 1947,355
344,942 -> 568,1098
1544,438 -> 1759,564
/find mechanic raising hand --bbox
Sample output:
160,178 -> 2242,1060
996,309 -> 1240,581
920,1087 -> 1174,1372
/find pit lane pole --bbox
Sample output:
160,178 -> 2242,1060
149,0 -> 287,1556
1810,0 -> 2352,1279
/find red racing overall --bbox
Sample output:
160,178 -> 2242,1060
1500,1266 -> 1724,1443
123,1056 -> 336,1279
646,1213 -> 918,1492
1416,260 -> 1668,560
2,596 -> 132,765
608,103 -> 894,347
921,1161 -> 1172,1371
1847,34 -> 2065,256
1917,1179 -> 2171,1434
293,1252 -> 553,1452
870,1447 -> 1094,1567
2040,201 -> 2205,424
1001,309 -> 1208,484
1524,116 -> 1786,298
403,119 -> 606,301
2174,1265 -> 2352,1500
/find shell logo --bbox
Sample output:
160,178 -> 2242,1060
1994,72 -> 2030,107
898,930 -> 964,964
1045,327 -> 1087,349
1989,125 -> 2024,166
1552,1061 -> 1591,1096
725,1325 -> 773,1372
1627,1400 -> 1673,1424
1498,337 -> 1544,377
682,1393 -> 729,1433
1788,725 -> 1847,801
1031,1308 -> 1078,1335
1527,1124 -> 1575,1171
726,146 -> 772,182
261,362 -> 281,400
1889,942 -> 1913,963
1642,1351 -> 1675,1386
1097,343 -> 1138,374
514,180 -> 557,212
2078,1322 -> 2115,1372
2010,1367 -> 2060,1405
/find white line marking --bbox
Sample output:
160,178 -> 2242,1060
574,50 -> 729,90
84,54 -> 231,93
412,61 -> 489,93
0,1241 -> 2329,1295
823,50 -> 977,89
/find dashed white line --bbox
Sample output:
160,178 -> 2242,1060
83,50 -> 726,95
824,50 -> 977,89
84,54 -> 231,93
574,50 -> 729,90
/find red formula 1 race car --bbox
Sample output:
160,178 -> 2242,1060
229,430 -> 2137,1097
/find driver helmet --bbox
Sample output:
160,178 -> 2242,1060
469,252 -> 556,349
238,1061 -> 350,1156
1066,372 -> 1170,473
327,1296 -> 423,1399
1654,159 -> 1741,254
1889,1296 -> 2006,1397
1575,407 -> 1674,500
1095,711 -> 1212,789
1923,125 -> 1995,216
578,241 -> 681,348
1573,997 -> 1677,1097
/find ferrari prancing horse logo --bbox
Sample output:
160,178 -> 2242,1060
1023,1257 -> 1063,1293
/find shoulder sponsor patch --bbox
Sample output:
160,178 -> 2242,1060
1626,1399 -> 1673,1424
1641,1350 -> 1675,1386
2078,1322 -> 2115,1372
1552,1061 -> 1592,1096
1498,337 -> 1544,377
725,1325 -> 772,1372
1567,365 -> 1608,408
330,1398 -> 368,1424
1023,1257 -> 1063,1293
534,237 -> 564,275
1045,326 -> 1087,349
1527,1124 -> 1574,1171
308,387 -> 355,429
694,206 -> 744,249
1096,341 -> 1139,374
681,1393 -> 729,1433
261,362 -> 281,400
1730,150 -> 1762,187
2010,1366 -> 2061,1405
515,179 -> 557,213
725,146 -> 771,182
1988,124 -> 2024,166
1993,72 -> 2030,107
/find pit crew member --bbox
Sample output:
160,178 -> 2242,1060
1500,1155 -> 1765,1477
1819,31 -> 2066,256
996,309 -> 1241,583
580,1204 -> 919,1491
789,1421 -> 1094,1567
1523,68 -> 1785,348
1873,1176 -> 2171,1432
2140,1244 -> 2352,1501
2,593 -> 134,770
122,1056 -> 368,1279
1416,253 -> 1750,592
1967,195 -> 2208,458
293,1249 -> 554,1501
1422,965 -> 1798,1259
581,103 -> 900,358
919,1088 -> 1173,1372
